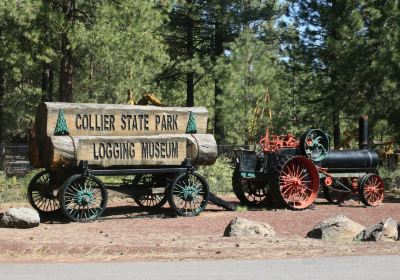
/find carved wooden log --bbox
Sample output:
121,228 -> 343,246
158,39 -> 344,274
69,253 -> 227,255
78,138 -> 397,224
44,134 -> 217,170
36,102 -> 208,137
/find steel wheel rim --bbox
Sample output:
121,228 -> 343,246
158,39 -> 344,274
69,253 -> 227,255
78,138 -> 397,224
28,171 -> 60,213
362,175 -> 384,206
62,175 -> 107,222
279,157 -> 319,209
170,173 -> 209,216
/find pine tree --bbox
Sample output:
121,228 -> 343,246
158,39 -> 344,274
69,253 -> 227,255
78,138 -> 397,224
54,109 -> 69,135
288,0 -> 367,148
215,29 -> 282,144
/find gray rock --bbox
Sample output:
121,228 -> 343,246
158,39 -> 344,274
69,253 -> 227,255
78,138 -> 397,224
355,218 -> 398,242
0,208 -> 40,228
307,214 -> 364,241
224,217 -> 276,237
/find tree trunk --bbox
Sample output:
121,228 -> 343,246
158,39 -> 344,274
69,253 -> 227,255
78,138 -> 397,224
186,0 -> 194,107
0,66 -> 5,143
41,63 -> 53,102
44,134 -> 217,170
213,5 -> 225,143
58,0 -> 75,102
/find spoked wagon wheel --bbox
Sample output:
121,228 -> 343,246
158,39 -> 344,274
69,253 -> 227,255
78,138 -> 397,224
132,174 -> 168,209
232,168 -> 273,207
27,170 -> 60,214
169,172 -> 209,216
272,156 -> 319,210
359,174 -> 384,206
59,174 -> 108,222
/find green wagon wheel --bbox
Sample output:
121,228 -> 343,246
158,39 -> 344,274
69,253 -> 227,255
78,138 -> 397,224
27,170 -> 60,214
169,172 -> 209,216
132,174 -> 168,209
60,174 -> 108,222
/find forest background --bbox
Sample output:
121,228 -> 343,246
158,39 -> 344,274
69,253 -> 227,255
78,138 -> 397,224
0,0 -> 399,148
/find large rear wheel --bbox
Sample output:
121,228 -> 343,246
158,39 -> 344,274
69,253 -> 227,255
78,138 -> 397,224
27,170 -> 60,214
272,156 -> 319,210
232,167 -> 273,207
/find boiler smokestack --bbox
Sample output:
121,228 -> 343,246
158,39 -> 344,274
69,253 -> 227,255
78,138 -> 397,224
359,115 -> 369,150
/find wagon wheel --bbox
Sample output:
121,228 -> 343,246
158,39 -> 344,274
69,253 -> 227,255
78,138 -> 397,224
322,178 -> 352,205
27,170 -> 60,214
132,174 -> 168,209
359,174 -> 384,206
232,167 -> 274,207
59,174 -> 108,222
169,172 -> 209,216
272,156 -> 319,210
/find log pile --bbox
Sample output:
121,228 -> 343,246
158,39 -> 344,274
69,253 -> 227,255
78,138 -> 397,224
30,102 -> 217,170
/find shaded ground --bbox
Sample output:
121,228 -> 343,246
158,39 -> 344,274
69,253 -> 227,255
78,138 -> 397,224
0,193 -> 400,263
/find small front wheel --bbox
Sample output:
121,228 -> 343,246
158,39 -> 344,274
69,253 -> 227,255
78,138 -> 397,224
359,174 -> 384,206
169,172 -> 209,216
59,174 -> 108,222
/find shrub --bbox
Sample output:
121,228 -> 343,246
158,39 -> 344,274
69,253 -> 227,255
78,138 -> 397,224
378,166 -> 400,190
0,170 -> 39,203
197,156 -> 234,194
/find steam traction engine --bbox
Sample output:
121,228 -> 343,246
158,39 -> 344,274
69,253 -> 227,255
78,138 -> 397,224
233,116 -> 384,209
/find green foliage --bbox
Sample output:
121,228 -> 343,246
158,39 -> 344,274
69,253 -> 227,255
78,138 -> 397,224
215,29 -> 282,144
0,0 -> 399,149
0,171 -> 37,203
378,166 -> 400,190
196,156 -> 234,194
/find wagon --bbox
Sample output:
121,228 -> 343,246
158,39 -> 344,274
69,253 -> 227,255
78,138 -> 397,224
28,102 -> 218,222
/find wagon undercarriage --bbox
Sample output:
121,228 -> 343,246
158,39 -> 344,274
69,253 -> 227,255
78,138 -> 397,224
28,161 -> 210,222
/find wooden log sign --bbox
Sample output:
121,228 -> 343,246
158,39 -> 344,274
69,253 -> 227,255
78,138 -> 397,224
36,102 -> 208,137
46,134 -> 217,170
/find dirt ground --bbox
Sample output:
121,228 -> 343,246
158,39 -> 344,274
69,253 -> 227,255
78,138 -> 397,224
1,193 -> 400,263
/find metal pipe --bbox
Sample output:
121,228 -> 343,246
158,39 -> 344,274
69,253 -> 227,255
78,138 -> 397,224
359,115 -> 369,149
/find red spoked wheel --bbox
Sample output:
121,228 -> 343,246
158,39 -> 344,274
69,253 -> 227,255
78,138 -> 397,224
359,174 -> 384,206
273,156 -> 319,210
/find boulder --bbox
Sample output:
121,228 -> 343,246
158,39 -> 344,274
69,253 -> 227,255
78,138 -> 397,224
306,214 -> 364,241
355,218 -> 398,242
224,217 -> 276,237
0,208 -> 40,228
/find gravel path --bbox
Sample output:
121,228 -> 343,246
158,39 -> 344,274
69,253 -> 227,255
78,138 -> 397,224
0,194 -> 400,262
